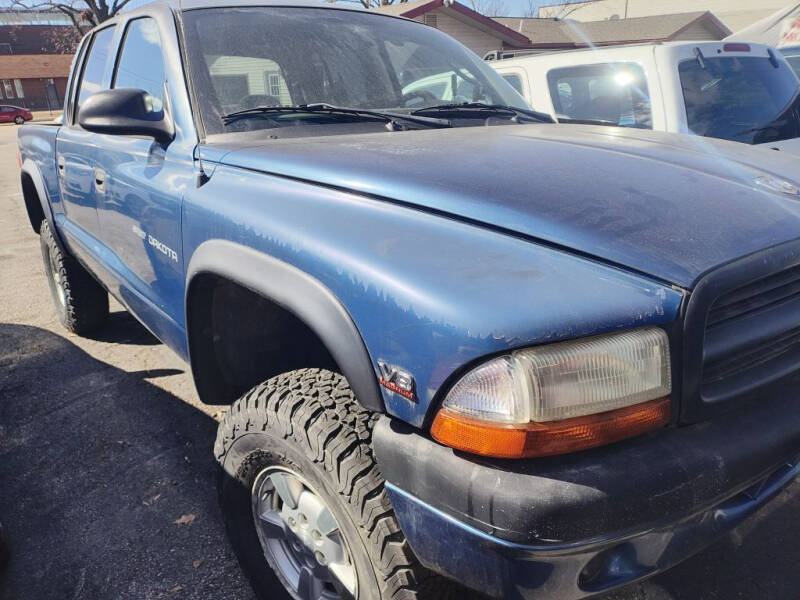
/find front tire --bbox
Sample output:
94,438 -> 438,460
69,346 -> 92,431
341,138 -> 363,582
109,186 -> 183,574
40,220 -> 109,334
215,369 -> 449,600
14,115 -> 24,125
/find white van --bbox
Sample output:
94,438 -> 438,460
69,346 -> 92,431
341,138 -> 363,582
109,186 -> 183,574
489,41 -> 800,154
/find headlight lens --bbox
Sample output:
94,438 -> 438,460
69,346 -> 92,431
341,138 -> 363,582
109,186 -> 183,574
431,327 -> 672,458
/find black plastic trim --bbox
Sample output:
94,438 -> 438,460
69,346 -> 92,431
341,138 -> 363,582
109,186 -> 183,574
682,239 -> 800,423
374,380 -> 800,545
185,240 -> 384,412
20,160 -> 66,253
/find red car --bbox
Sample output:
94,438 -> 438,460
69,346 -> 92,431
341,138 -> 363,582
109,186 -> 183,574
0,105 -> 32,125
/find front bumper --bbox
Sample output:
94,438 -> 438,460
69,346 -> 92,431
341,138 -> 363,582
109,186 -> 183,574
373,388 -> 800,599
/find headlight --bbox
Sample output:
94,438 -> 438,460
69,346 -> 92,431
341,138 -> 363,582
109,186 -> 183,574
431,327 -> 671,458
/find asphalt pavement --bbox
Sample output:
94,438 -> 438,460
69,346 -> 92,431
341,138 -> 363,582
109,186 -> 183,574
1,123 -> 799,600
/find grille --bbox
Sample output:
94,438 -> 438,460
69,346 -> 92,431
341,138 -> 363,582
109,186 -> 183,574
702,264 -> 800,399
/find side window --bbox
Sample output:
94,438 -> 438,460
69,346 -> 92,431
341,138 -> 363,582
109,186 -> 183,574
502,73 -> 524,95
546,63 -> 652,129
75,27 -> 115,121
785,54 -> 800,77
113,18 -> 166,109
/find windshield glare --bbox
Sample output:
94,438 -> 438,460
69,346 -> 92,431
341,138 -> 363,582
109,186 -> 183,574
181,7 -> 528,136
679,56 -> 800,145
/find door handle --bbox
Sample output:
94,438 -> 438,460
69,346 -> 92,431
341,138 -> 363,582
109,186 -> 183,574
57,155 -> 65,174
94,168 -> 106,194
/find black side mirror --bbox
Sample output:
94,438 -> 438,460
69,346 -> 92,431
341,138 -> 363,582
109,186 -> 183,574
78,88 -> 174,143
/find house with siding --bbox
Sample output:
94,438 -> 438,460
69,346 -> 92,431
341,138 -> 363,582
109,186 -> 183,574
372,2 -> 730,59
372,0 -> 532,58
494,11 -> 731,52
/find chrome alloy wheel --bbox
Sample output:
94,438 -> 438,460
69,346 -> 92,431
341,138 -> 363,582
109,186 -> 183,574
252,466 -> 358,600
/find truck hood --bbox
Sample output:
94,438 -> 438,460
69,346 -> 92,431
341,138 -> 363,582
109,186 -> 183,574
207,124 -> 800,288
762,136 -> 800,156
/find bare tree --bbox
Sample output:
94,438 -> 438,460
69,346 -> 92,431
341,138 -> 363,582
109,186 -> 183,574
523,0 -> 538,17
468,0 -> 505,17
355,0 -> 409,8
43,21 -> 82,52
7,0 -> 134,35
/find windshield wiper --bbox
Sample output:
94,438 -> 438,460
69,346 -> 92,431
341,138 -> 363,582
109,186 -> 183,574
556,117 -> 621,127
222,103 -> 451,129
411,102 -> 554,123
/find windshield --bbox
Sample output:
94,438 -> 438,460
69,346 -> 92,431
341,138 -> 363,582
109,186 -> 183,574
181,7 -> 529,136
679,56 -> 800,145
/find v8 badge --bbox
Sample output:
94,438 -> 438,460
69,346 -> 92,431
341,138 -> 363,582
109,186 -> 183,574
377,361 -> 417,401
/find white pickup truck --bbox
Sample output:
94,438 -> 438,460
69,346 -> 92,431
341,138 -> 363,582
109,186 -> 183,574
488,41 -> 800,154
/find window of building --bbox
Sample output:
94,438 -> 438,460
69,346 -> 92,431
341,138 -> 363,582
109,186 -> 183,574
266,71 -> 281,97
547,62 -> 652,129
14,79 -> 24,98
75,26 -> 115,120
113,18 -> 166,110
2,79 -> 14,98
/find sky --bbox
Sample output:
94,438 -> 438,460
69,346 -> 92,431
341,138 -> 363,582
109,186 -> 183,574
471,0 -> 577,18
0,0 -> 579,19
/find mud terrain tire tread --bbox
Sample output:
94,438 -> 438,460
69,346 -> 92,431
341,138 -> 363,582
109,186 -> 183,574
215,368 -> 466,600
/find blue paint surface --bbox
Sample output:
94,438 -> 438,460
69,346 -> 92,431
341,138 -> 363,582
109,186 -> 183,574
18,3 -> 800,427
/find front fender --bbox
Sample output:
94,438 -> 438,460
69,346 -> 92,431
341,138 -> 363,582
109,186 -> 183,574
185,240 -> 384,413
182,164 -> 684,427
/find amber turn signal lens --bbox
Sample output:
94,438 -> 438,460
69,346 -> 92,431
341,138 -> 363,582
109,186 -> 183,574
430,397 -> 670,459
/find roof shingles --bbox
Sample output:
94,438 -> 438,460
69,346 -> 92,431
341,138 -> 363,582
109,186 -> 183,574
494,11 -> 730,47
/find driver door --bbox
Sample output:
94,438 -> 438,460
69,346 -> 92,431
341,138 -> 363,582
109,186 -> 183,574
94,16 -> 194,349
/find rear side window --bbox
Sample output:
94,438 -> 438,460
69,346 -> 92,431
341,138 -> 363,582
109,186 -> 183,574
786,54 -> 800,77
502,73 -> 524,95
547,63 -> 652,129
75,27 -> 115,120
113,18 -> 167,109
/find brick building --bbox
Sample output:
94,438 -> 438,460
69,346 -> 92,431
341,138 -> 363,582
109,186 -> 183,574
0,54 -> 72,110
0,10 -> 79,110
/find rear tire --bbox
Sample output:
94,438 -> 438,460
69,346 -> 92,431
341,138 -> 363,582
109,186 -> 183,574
215,369 -> 459,600
40,220 -> 109,335
14,115 -> 24,125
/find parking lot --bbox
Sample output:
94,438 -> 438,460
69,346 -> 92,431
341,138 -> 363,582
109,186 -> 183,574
1,121 -> 799,600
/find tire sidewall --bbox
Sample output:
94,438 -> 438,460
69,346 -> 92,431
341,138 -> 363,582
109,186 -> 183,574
39,223 -> 69,328
14,116 -> 23,125
220,430 -> 382,600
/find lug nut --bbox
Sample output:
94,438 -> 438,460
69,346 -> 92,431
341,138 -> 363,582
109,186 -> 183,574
298,513 -> 308,525
315,551 -> 327,565
312,529 -> 322,543
288,517 -> 296,527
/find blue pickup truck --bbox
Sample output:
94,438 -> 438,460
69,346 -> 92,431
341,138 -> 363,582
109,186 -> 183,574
16,1 -> 800,599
